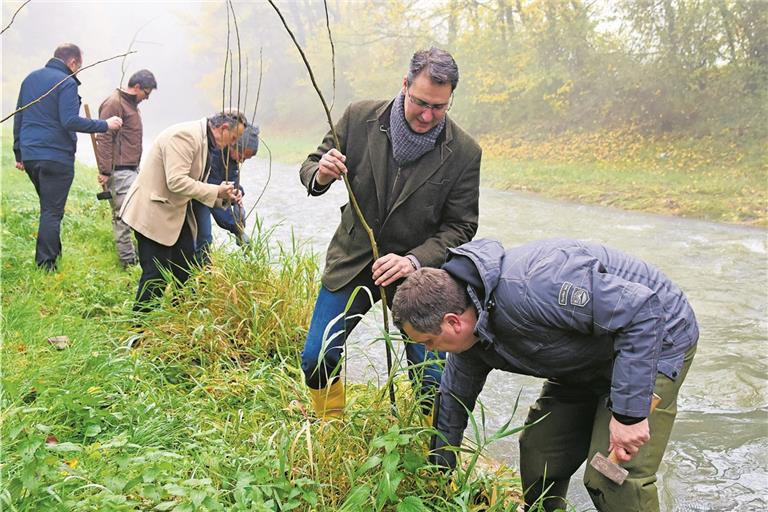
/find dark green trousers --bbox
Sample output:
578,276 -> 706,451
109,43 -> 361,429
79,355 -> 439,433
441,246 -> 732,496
519,346 -> 696,512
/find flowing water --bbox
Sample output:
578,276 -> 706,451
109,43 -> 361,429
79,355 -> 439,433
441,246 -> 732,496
236,157 -> 766,511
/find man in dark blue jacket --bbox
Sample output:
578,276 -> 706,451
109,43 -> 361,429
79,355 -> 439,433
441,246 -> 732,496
392,238 -> 698,512
192,124 -> 260,264
13,43 -> 123,271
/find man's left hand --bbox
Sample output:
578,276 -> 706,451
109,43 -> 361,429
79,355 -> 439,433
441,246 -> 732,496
372,253 -> 415,287
608,417 -> 650,462
232,188 -> 243,206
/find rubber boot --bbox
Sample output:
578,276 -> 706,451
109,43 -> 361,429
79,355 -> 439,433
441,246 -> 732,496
308,379 -> 345,420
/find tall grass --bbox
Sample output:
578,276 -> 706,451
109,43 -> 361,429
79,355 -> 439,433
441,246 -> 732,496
0,140 -> 552,511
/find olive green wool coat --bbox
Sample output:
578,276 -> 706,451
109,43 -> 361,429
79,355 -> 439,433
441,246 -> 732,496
300,99 -> 482,291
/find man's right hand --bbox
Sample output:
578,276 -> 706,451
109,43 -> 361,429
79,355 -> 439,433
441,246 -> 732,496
15,161 -> 24,171
97,174 -> 109,187
106,116 -> 123,131
315,148 -> 347,187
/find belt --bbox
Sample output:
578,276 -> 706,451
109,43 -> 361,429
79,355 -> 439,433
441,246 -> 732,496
113,165 -> 138,171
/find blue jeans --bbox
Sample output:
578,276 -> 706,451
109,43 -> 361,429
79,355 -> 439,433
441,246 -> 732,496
192,200 -> 213,264
301,270 -> 445,401
193,200 -> 247,264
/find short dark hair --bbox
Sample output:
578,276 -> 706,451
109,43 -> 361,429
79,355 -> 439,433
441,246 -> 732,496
406,47 -> 459,91
392,268 -> 471,334
128,69 -> 157,90
53,43 -> 82,65
208,110 -> 248,129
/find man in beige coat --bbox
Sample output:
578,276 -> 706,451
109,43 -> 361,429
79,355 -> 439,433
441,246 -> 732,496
120,111 -> 246,312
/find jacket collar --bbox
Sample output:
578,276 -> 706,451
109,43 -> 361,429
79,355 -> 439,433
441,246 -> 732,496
117,88 -> 139,106
445,238 -> 506,346
365,99 -> 455,225
46,58 -> 81,85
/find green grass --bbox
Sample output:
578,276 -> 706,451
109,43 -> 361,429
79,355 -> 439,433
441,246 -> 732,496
481,156 -> 767,226
1,139 -> 554,511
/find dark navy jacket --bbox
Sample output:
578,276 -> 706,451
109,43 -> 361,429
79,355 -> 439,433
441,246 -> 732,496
13,58 -> 107,165
204,147 -> 244,234
434,238 -> 699,467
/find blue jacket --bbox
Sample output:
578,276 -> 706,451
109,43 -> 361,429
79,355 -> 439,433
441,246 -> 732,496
13,58 -> 107,165
434,238 -> 699,467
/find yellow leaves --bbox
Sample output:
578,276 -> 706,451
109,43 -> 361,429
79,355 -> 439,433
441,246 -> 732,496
478,127 -> 754,180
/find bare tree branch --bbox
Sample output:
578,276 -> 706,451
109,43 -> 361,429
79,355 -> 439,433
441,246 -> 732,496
323,0 -> 337,110
0,0 -> 31,36
1,51 -> 137,124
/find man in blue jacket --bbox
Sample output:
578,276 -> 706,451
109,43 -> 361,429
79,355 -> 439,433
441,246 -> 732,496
192,124 -> 260,264
13,43 -> 123,271
392,238 -> 698,512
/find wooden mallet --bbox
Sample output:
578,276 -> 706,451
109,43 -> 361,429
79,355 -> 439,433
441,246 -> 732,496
589,393 -> 662,485
83,104 -> 112,200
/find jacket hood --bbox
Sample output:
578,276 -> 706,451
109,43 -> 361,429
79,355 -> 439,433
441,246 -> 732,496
443,238 -> 506,345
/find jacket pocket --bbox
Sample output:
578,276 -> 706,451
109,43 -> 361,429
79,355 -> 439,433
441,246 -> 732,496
150,192 -> 170,204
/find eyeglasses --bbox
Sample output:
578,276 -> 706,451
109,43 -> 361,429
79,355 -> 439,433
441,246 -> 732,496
406,88 -> 452,113
142,88 -> 152,99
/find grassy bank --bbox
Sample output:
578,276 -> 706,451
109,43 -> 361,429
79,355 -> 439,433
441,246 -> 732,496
1,145 -> 537,510
266,128 -> 767,227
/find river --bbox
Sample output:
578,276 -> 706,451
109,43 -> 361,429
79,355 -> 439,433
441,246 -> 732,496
229,156 -> 767,511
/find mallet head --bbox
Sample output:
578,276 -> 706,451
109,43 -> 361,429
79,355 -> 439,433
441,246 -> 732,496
590,451 -> 629,485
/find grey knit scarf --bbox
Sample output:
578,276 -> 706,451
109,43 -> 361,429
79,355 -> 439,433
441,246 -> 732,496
389,91 -> 445,165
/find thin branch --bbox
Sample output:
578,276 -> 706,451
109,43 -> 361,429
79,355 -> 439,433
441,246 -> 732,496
229,0 -> 242,122
0,0 -> 31,36
119,18 -> 156,88
251,48 -> 264,122
1,51 -> 137,124
222,1 -> 231,114
322,0 -> 337,110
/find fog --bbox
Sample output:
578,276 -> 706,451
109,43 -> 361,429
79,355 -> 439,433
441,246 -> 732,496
1,1 -> 333,152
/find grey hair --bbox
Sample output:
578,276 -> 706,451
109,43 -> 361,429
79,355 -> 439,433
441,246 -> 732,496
128,69 -> 157,90
208,110 -> 248,129
53,43 -> 82,64
406,47 -> 459,91
234,125 -> 260,153
392,267 -> 471,334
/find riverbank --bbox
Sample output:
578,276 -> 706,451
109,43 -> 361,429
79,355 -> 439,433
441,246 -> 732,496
267,128 -> 767,228
1,145 -> 528,510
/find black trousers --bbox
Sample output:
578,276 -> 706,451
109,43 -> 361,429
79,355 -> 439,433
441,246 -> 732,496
133,221 -> 195,312
24,160 -> 75,270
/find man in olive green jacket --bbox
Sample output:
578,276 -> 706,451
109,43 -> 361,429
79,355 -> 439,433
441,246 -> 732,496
299,47 -> 481,420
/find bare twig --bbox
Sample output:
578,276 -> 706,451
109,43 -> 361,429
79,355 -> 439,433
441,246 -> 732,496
119,19 -> 155,87
245,137 -> 272,219
229,0 -> 242,121
322,0 -> 337,110
267,0 -> 397,415
1,51 -> 136,124
0,0 -> 31,36
253,48 -> 264,121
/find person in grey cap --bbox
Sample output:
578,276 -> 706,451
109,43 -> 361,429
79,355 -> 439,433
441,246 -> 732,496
95,69 -> 158,268
392,237 -> 699,512
193,124 -> 260,263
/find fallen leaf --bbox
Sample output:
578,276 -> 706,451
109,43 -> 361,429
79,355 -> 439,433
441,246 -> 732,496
47,336 -> 70,350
